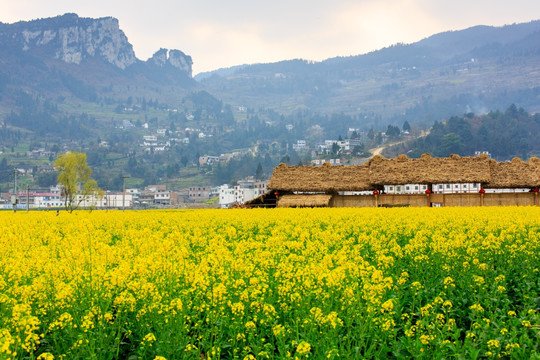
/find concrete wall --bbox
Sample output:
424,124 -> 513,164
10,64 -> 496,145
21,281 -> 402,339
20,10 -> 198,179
330,192 -> 539,208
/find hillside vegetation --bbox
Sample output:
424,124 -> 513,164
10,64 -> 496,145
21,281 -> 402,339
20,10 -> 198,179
385,105 -> 540,160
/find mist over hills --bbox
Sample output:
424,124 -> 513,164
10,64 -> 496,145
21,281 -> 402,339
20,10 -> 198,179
2,14 -> 540,127
199,20 -> 540,125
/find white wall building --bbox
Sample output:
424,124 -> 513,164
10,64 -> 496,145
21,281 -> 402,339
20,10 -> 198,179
382,183 -> 502,194
219,179 -> 268,208
292,140 -> 307,151
219,185 -> 236,208
384,184 -> 429,194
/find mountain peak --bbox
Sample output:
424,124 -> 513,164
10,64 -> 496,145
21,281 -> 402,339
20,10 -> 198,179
1,13 -> 136,69
149,48 -> 193,77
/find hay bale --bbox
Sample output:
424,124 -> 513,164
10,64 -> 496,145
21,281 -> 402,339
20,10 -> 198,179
277,194 -> 332,208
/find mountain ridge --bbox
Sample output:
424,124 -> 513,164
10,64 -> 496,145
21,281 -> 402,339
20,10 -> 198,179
0,13 -> 195,105
197,20 -> 540,122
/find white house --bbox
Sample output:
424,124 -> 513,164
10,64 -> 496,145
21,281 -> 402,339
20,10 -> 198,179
219,179 -> 268,208
292,140 -> 307,151
219,185 -> 236,208
143,135 -> 158,143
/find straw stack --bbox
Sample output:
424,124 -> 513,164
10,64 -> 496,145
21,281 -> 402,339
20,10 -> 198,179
485,157 -> 540,188
268,162 -> 374,192
368,154 -> 492,185
277,194 -> 332,208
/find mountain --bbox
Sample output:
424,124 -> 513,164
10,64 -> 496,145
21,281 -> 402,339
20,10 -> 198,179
0,13 -> 195,105
2,15 -> 540,192
198,20 -> 540,126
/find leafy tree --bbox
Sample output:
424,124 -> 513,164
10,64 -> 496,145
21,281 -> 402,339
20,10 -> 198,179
375,132 -> 383,145
352,144 -> 366,156
385,125 -> 401,138
402,120 -> 411,132
367,128 -> 375,140
37,172 -> 57,187
434,133 -> 463,157
331,142 -> 340,155
181,156 -> 189,167
54,152 -> 101,213
280,155 -> 291,164
255,162 -> 264,180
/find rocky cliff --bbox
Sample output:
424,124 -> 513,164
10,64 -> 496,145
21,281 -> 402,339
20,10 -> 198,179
0,13 -> 193,76
149,48 -> 193,77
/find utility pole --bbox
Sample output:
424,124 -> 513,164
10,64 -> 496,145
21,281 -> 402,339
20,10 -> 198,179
12,169 -> 17,213
122,175 -> 130,212
26,185 -> 30,213
104,187 -> 108,212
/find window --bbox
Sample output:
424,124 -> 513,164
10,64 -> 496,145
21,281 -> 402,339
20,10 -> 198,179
446,184 -> 451,189
397,186 -> 401,192
473,184 -> 478,188
464,184 -> 467,188
389,186 -> 394,191
455,185 -> 459,188
438,185 -> 443,189
405,186 -> 410,191
415,186 -> 419,190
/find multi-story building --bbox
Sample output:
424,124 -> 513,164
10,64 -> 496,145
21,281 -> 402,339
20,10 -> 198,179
219,179 -> 269,208
189,186 -> 213,200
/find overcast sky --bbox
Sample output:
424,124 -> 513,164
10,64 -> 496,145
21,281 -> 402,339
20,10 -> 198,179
3,1 -> 540,74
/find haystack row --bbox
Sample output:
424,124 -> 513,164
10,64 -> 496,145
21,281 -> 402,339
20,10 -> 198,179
269,154 -> 540,191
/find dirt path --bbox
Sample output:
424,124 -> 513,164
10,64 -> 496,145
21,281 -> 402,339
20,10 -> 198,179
370,146 -> 385,156
368,130 -> 430,157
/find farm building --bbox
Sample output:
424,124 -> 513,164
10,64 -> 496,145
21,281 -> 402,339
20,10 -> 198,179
247,154 -> 540,208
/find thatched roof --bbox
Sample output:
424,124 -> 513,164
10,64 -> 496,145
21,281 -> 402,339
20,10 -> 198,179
485,157 -> 540,188
368,154 -> 492,185
277,194 -> 332,208
269,154 -> 540,192
268,162 -> 374,192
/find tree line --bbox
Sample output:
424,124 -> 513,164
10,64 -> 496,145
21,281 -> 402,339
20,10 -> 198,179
387,105 -> 540,160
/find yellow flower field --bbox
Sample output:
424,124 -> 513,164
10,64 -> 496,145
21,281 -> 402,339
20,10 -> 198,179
0,208 -> 539,359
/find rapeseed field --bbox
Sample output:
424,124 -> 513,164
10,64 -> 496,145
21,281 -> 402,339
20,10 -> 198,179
0,208 -> 538,359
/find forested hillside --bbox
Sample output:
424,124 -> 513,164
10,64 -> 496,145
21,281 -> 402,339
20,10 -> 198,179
386,105 -> 540,160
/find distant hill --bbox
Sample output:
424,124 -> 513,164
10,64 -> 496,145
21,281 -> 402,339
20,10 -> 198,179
198,20 -> 540,126
0,13 -> 195,106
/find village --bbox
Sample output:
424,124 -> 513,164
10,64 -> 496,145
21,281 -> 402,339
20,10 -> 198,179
0,177 -> 269,210
2,152 -> 539,210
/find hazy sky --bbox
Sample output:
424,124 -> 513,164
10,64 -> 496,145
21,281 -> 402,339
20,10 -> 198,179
3,0 -> 540,74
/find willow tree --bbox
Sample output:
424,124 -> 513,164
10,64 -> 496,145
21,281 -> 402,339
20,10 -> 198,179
54,152 -> 101,212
